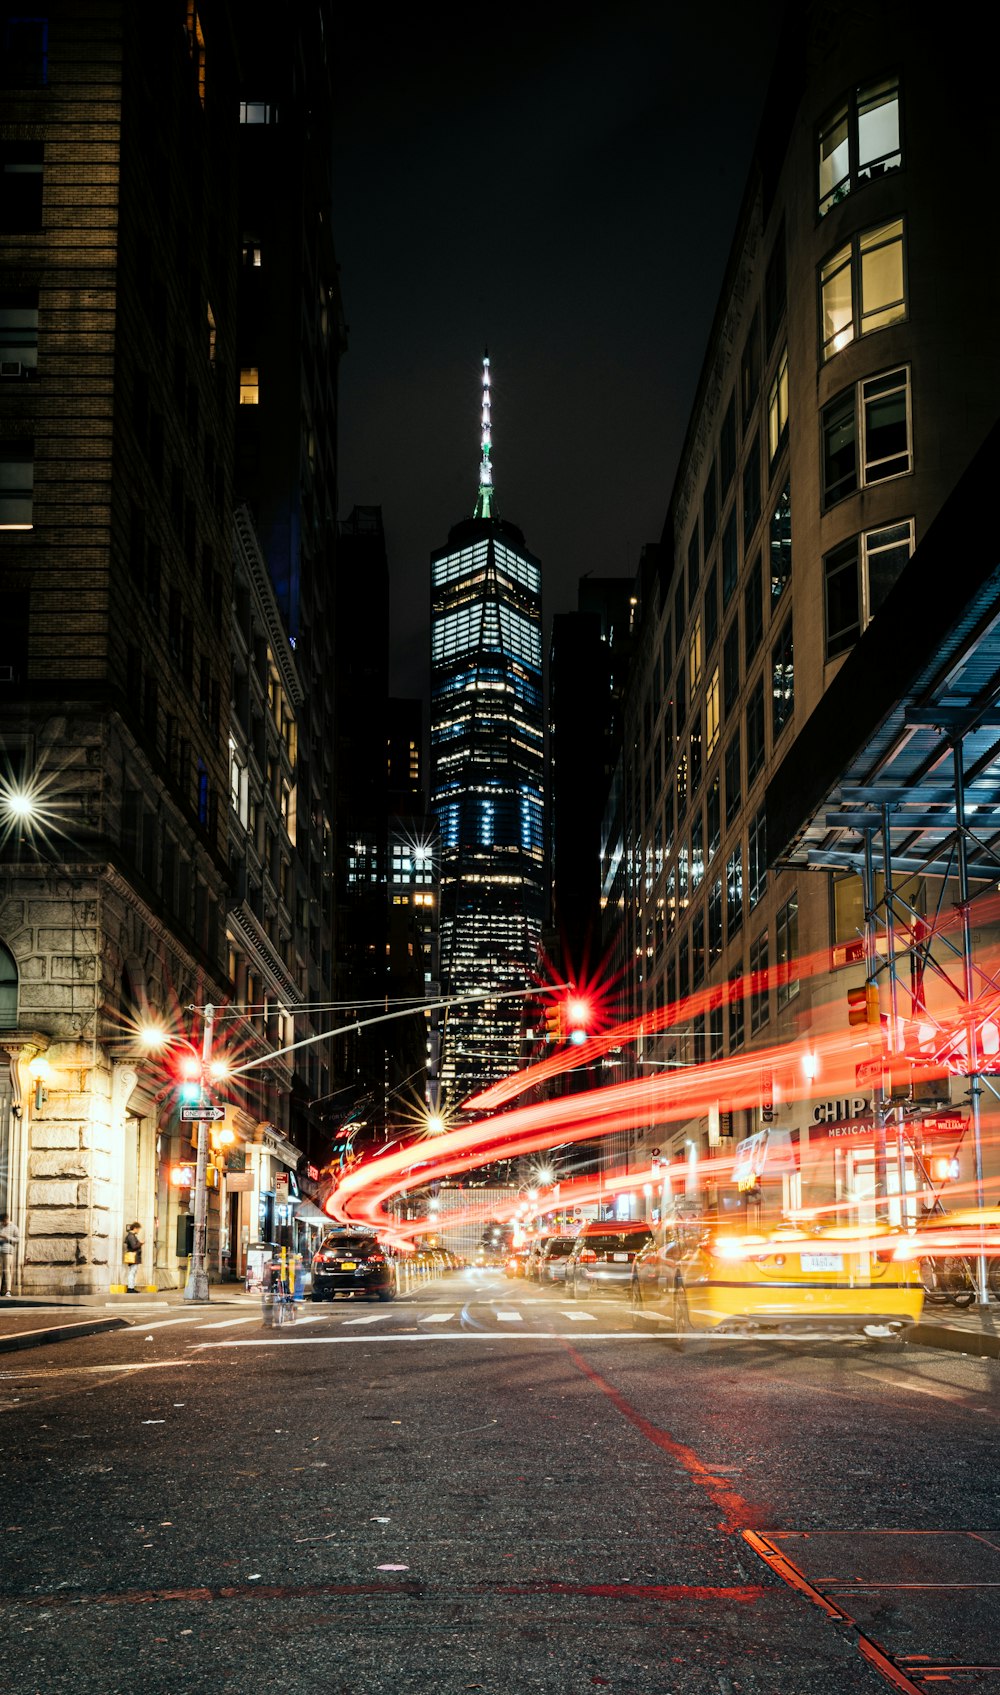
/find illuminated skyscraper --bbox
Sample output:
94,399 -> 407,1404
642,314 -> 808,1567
430,356 -> 545,1103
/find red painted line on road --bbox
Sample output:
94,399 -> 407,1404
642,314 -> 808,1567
499,1581 -> 766,1603
561,1342 -> 764,1531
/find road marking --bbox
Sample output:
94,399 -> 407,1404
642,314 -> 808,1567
195,1332 -> 653,1348
342,1313 -> 392,1325
856,1370 -> 972,1404
496,1311 -> 522,1322
418,1312 -> 456,1324
201,1316 -> 259,1330
129,1316 -> 200,1331
561,1311 -> 596,1321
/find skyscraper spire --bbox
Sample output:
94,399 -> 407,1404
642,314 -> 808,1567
473,350 -> 494,520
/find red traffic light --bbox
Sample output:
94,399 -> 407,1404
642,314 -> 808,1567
565,996 -> 591,1045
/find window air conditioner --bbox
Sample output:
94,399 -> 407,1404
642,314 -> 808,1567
0,666 -> 16,682
0,361 -> 23,378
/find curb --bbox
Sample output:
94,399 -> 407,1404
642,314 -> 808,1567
908,1321 -> 1000,1360
0,1316 -> 132,1355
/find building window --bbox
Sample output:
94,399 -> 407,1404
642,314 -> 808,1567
770,481 -> 791,602
0,442 -> 33,529
750,928 -> 769,1033
690,719 -> 702,798
708,878 -> 723,965
741,309 -> 760,425
723,619 -> 740,715
726,843 -> 743,938
819,76 -> 900,217
767,349 -> 788,464
707,775 -> 720,862
821,218 -> 905,361
744,554 -> 763,665
0,15 -> 48,86
239,366 -> 259,404
823,519 -> 914,659
776,893 -> 800,1007
719,392 -> 737,496
822,367 -> 911,506
728,965 -> 745,1050
0,288 -> 38,376
688,615 -> 702,693
764,223 -> 786,352
748,804 -> 767,909
742,432 -> 761,546
705,666 -> 720,755
0,142 -> 43,232
704,565 -> 718,652
691,816 -> 704,891
724,728 -> 741,827
185,3 -> 206,105
239,101 -> 277,124
687,522 -> 700,599
692,908 -> 705,989
746,678 -> 765,783
771,615 -> 793,739
702,457 -> 717,550
721,507 -> 738,608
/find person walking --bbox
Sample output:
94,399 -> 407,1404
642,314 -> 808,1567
0,1213 -> 20,1297
124,1221 -> 143,1292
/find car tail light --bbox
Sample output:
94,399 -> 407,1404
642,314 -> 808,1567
366,1252 -> 384,1265
579,1249 -> 597,1263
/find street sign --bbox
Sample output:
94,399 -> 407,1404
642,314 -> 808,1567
180,1105 -> 225,1122
855,1058 -> 883,1086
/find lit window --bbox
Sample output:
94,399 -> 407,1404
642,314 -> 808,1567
240,102 -> 275,124
767,349 -> 788,463
688,615 -> 702,693
239,367 -> 259,405
819,77 -> 901,217
821,219 -> 905,361
185,4 -> 206,106
771,616 -> 794,740
705,667 -> 720,755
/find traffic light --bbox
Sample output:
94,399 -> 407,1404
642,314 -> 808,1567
176,1052 -> 202,1103
565,996 -> 591,1046
543,1001 -> 565,1043
847,981 -> 881,1028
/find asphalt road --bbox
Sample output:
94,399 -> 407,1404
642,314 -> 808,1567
1,1267 -> 998,1695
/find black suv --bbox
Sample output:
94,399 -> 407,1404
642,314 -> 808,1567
311,1233 -> 397,1301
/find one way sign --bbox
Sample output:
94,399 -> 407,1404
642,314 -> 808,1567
180,1105 -> 225,1122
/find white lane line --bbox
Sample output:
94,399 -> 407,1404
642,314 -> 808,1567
342,1313 -> 392,1326
418,1312 -> 456,1324
561,1311 -> 596,1321
196,1332 -> 652,1348
495,1311 -> 522,1322
130,1316 -> 200,1331
201,1316 -> 259,1330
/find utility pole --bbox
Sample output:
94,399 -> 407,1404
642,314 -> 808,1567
183,1003 -> 215,1303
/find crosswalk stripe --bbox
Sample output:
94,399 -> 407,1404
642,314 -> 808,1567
496,1311 -> 522,1322
561,1311 -> 596,1321
201,1316 -> 259,1329
418,1312 -> 455,1324
342,1313 -> 391,1326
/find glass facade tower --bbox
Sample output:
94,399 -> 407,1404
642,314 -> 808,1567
430,358 -> 545,1104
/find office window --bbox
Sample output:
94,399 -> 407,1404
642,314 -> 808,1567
0,15 -> 48,85
185,3 -> 206,105
691,816 -> 704,891
662,614 -> 673,677
771,615 -> 793,739
721,507 -> 738,607
824,520 -> 914,659
708,878 -> 723,965
742,431 -> 761,544
748,804 -> 767,909
240,102 -> 277,124
679,933 -> 690,1002
702,458 -> 717,550
776,893 -> 800,1007
770,482 -> 791,602
690,719 -> 702,798
705,667 -> 720,755
687,522 -> 700,599
823,368 -> 911,506
688,615 -> 702,693
723,619 -> 740,715
726,844 -> 743,939
767,349 -> 789,463
677,841 -> 689,909
707,775 -> 720,862
0,442 -> 33,528
675,750 -> 688,821
0,142 -> 43,231
744,555 -> 763,664
664,781 -> 675,858
674,658 -> 686,733
0,288 -> 38,375
821,219 -> 905,360
729,965 -> 745,1050
764,224 -> 786,352
724,728 -> 741,827
819,76 -> 901,217
746,678 -> 765,783
704,565 -> 718,652
750,929 -> 770,1033
719,392 -> 737,496
692,908 -> 705,989
239,366 -> 259,404
709,988 -> 724,1061
741,309 -> 761,424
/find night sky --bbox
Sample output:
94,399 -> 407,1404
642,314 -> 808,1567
332,2 -> 786,699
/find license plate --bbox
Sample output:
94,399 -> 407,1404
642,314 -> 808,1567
613,1252 -> 629,1262
800,1253 -> 843,1273
341,1262 -> 357,1271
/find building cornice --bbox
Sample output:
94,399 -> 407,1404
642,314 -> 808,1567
226,901 -> 302,1007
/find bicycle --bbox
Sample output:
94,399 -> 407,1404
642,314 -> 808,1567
261,1269 -> 297,1328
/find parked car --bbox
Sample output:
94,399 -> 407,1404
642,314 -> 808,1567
523,1236 -> 553,1281
311,1232 -> 397,1301
538,1235 -> 577,1284
565,1221 -> 654,1299
503,1247 -> 531,1278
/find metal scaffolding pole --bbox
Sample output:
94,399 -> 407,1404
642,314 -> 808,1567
863,832 -> 889,1199
881,805 -> 912,1228
953,742 -> 989,1306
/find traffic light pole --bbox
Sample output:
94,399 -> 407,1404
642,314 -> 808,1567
183,1002 -> 215,1303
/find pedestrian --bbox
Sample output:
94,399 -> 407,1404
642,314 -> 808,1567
0,1213 -> 19,1297
124,1220 -> 143,1292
